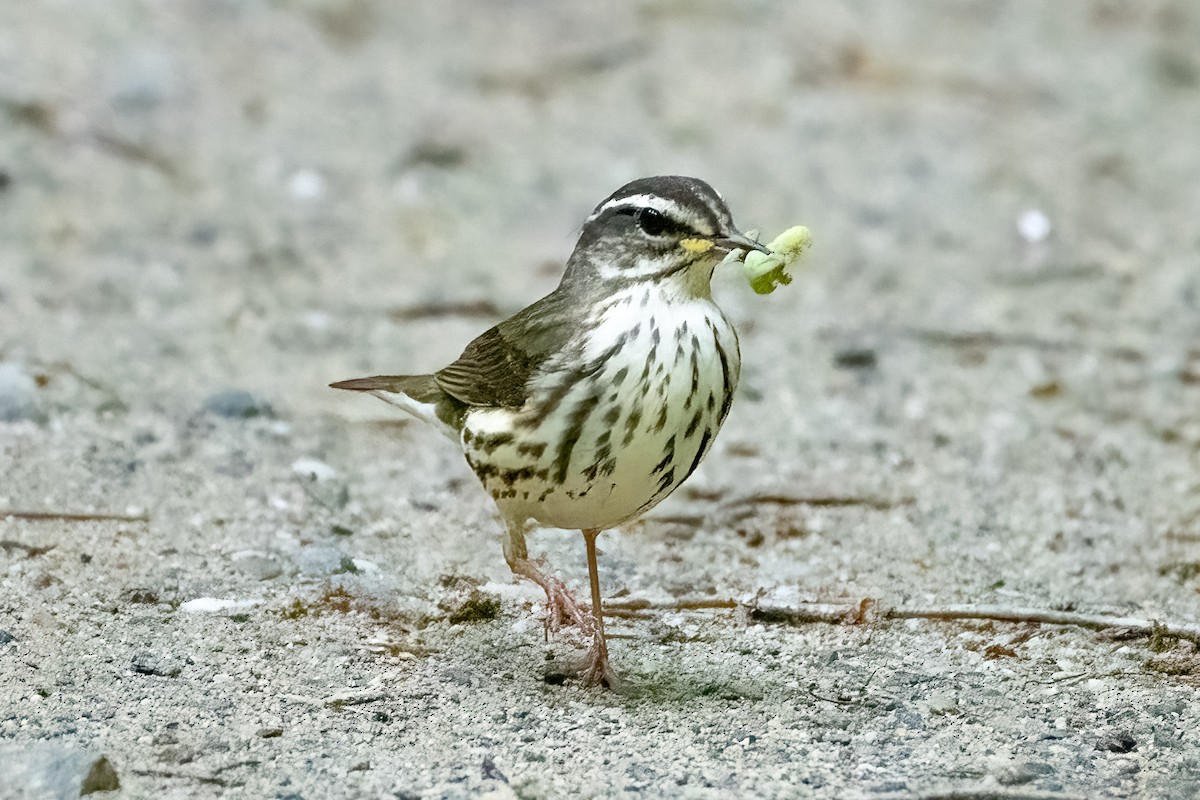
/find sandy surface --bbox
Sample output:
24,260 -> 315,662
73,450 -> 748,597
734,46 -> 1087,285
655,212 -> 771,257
2,2 -> 1200,798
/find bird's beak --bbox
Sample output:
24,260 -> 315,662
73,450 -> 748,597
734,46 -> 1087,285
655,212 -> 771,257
713,230 -> 771,255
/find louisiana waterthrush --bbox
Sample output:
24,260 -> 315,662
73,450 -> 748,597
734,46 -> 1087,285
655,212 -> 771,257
332,176 -> 769,687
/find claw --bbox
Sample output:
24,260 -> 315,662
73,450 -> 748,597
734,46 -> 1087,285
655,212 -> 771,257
508,556 -> 592,636
578,637 -> 620,689
540,575 -> 592,636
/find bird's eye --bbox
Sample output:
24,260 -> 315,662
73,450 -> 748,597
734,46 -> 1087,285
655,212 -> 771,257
636,207 -> 668,237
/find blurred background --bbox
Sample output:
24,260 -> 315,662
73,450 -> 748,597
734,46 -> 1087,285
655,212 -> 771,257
3,1 -> 1198,417
2,2 -> 1200,797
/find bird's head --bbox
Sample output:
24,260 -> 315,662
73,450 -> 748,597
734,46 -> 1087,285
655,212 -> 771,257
564,176 -> 768,294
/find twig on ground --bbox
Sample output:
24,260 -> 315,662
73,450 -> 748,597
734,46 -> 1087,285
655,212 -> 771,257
389,300 -> 506,321
604,597 -> 737,612
861,788 -> 1087,800
903,326 -> 1144,363
602,597 -> 735,620
0,540 -> 55,557
724,494 -> 913,511
806,686 -> 854,705
1,510 -> 150,523
41,360 -> 129,411
131,768 -> 227,787
887,604 -> 1200,645
750,598 -> 876,626
615,595 -> 1200,647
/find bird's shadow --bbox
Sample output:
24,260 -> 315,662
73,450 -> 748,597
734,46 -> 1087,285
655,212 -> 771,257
539,656 -> 771,705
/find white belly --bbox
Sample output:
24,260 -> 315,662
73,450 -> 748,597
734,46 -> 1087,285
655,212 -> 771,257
462,285 -> 740,531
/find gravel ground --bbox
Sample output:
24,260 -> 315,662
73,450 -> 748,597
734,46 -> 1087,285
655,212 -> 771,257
2,2 -> 1200,798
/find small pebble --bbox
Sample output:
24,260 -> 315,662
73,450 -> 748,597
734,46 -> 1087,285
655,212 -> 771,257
833,348 -> 878,369
0,362 -> 43,422
2,745 -> 120,796
288,169 -> 326,201
1017,208 -> 1052,243
1097,731 -> 1137,753
0,629 -> 14,645
297,546 -> 349,577
105,48 -> 178,112
203,390 -> 273,419
130,652 -> 182,678
232,552 -> 283,581
178,597 -> 260,613
292,457 -> 337,482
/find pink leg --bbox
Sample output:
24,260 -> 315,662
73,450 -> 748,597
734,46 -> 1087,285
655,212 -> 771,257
578,528 -> 619,688
503,522 -> 591,635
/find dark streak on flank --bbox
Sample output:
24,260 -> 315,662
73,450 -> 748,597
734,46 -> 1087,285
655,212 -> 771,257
687,336 -> 701,407
685,409 -> 703,438
715,340 -> 734,423
529,333 -> 627,425
640,353 -> 654,383
623,407 -> 642,445
656,468 -> 675,493
652,435 -> 675,475
499,466 -> 535,485
476,431 -> 514,453
552,388 -> 602,483
680,429 -> 712,485
654,402 -> 669,431
517,441 -> 546,458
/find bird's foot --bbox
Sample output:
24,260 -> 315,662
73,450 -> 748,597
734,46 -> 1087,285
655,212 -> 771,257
541,577 -> 592,636
578,637 -> 620,689
508,557 -> 592,635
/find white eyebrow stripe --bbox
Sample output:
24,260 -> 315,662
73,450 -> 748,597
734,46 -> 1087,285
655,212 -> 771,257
586,194 -> 714,232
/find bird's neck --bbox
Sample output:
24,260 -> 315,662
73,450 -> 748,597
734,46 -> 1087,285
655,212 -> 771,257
562,257 -> 718,303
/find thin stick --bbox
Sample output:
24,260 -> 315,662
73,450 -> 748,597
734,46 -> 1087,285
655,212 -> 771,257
603,597 -> 738,612
724,494 -> 913,511
1,510 -> 150,523
627,596 -> 1200,646
860,788 -> 1087,800
903,326 -> 1144,363
752,599 -> 875,626
887,604 -> 1200,645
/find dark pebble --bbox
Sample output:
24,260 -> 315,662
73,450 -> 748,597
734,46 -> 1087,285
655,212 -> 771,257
258,728 -> 283,738
1097,731 -> 1137,753
203,390 -> 273,419
0,362 -> 43,422
447,589 -> 501,624
481,755 -> 508,782
0,629 -> 14,645
131,653 -> 182,678
80,755 -> 120,795
833,348 -> 878,369
3,746 -> 119,796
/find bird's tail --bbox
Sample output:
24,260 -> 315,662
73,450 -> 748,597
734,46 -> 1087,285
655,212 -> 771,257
330,374 -> 463,438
